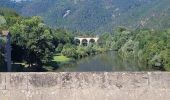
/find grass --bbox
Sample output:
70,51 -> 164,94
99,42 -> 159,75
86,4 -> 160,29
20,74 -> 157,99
52,55 -> 71,63
42,55 -> 73,71
7,55 -> 73,72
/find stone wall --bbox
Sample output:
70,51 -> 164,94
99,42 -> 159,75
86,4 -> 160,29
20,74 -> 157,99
0,72 -> 170,100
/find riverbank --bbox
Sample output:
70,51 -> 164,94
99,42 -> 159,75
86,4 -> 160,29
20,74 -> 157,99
44,47 -> 108,71
54,51 -> 155,72
1,51 -> 157,72
42,54 -> 74,71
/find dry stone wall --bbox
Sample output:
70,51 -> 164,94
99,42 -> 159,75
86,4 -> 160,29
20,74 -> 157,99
0,72 -> 170,100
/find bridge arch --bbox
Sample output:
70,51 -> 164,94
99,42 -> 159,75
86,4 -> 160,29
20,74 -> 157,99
74,39 -> 81,46
82,39 -> 88,46
89,39 -> 95,45
74,37 -> 99,46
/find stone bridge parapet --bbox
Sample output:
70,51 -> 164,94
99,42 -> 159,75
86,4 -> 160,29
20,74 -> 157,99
0,72 -> 170,100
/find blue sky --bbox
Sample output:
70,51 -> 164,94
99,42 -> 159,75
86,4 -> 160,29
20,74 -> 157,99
13,0 -> 32,1
14,0 -> 21,1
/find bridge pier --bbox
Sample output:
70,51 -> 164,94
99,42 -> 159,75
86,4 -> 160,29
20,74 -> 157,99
87,38 -> 91,46
79,38 -> 83,46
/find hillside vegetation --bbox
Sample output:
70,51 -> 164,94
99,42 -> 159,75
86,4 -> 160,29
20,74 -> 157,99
1,0 -> 170,33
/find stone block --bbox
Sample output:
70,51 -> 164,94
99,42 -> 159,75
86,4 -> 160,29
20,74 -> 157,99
60,72 -> 76,89
41,73 -> 61,90
74,73 -> 106,89
0,90 -> 10,100
105,90 -> 135,100
135,89 -> 170,100
75,89 -> 97,100
6,73 -> 27,90
0,73 -> 6,90
56,89 -> 76,100
75,89 -> 135,100
149,72 -> 170,89
40,89 -> 76,100
10,90 -> 27,100
27,73 -> 44,89
41,89 -> 59,100
27,90 -> 42,100
106,72 -> 149,90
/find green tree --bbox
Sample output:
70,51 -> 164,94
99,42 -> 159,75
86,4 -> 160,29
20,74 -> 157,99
61,44 -> 77,58
52,28 -> 73,47
10,16 -> 54,67
0,37 -> 5,66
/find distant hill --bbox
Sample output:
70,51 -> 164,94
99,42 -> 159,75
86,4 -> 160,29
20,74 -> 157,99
1,0 -> 170,33
0,0 -> 29,11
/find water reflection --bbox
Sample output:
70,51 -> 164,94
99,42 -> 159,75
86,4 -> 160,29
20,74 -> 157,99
57,51 -> 154,72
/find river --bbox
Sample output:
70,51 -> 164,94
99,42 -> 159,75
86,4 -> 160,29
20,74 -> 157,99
57,51 -> 154,72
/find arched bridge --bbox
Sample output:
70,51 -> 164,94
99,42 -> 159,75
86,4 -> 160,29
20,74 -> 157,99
74,36 -> 99,46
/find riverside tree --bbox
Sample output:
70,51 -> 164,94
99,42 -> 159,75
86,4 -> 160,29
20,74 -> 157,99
0,37 -> 5,66
10,16 -> 55,67
107,27 -> 170,71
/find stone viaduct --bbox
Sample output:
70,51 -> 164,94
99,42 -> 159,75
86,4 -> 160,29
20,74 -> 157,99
74,36 -> 99,46
0,72 -> 170,100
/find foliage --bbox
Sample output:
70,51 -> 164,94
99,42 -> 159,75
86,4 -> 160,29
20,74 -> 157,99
10,16 -> 55,67
109,27 -> 170,71
0,15 -> 6,25
60,43 -> 106,59
118,39 -> 139,58
55,43 -> 63,53
0,37 -> 5,66
52,28 -> 73,47
3,0 -> 170,33
76,46 -> 89,58
61,44 -> 77,58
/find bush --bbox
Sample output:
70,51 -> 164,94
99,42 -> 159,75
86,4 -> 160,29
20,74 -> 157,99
55,43 -> 63,53
61,44 -> 77,58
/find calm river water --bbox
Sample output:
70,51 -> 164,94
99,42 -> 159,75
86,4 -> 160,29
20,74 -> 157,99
57,51 -> 154,72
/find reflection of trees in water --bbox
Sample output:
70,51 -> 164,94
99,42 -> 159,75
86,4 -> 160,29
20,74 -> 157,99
99,52 -> 124,70
77,55 -> 94,64
57,51 -> 151,72
57,62 -> 76,72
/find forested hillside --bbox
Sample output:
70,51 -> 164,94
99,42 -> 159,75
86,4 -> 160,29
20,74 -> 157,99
2,0 -> 170,33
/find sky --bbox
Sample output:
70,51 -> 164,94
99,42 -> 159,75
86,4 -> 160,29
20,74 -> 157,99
13,0 -> 21,1
13,0 -> 28,2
